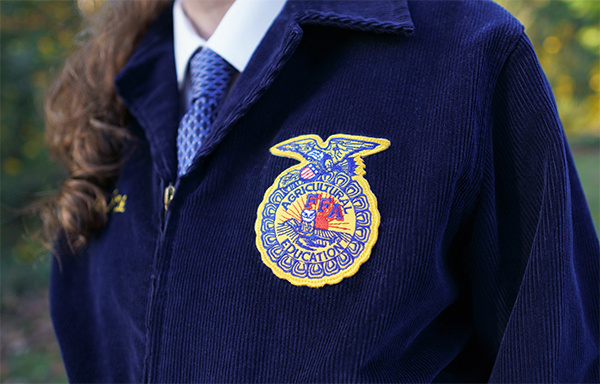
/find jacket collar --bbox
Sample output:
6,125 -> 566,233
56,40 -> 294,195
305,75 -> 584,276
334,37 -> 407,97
289,0 -> 413,35
115,0 -> 414,181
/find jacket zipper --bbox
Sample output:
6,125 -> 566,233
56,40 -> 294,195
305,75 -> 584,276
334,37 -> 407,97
163,183 -> 175,219
143,180 -> 177,382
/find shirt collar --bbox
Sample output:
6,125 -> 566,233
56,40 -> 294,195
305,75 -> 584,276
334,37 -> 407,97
173,0 -> 287,89
116,0 -> 413,179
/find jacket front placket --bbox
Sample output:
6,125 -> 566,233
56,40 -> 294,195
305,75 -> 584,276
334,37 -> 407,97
113,1 -> 414,381
115,4 -> 308,381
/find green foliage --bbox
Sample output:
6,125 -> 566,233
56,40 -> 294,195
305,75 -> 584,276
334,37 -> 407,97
1,0 -> 79,247
498,0 -> 600,139
1,2 -> 80,382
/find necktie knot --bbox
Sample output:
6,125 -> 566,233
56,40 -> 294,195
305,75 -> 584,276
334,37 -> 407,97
176,48 -> 237,177
189,47 -> 237,102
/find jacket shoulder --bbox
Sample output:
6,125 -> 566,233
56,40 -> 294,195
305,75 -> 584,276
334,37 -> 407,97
408,0 -> 524,33
405,0 -> 526,85
408,0 -> 524,50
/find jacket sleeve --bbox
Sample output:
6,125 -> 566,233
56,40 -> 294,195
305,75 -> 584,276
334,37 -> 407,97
465,32 -> 599,383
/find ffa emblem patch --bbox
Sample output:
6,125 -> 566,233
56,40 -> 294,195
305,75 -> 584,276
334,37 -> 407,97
255,134 -> 390,288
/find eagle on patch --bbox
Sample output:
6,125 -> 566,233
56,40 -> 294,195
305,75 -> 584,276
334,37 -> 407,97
275,137 -> 382,188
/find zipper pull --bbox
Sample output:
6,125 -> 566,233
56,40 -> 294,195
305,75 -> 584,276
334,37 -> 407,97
164,184 -> 175,214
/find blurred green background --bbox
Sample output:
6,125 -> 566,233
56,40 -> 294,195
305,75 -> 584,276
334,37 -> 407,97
1,0 -> 598,382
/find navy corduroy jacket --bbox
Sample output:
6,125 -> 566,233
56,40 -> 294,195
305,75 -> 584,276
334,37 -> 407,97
50,0 -> 600,382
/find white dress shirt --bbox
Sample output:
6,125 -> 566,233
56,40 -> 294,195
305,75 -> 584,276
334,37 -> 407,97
173,0 -> 287,109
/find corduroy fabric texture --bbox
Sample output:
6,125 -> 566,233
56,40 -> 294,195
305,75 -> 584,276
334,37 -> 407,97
50,1 -> 599,382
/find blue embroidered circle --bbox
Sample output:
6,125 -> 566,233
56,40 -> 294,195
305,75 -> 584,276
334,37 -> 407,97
255,134 -> 390,288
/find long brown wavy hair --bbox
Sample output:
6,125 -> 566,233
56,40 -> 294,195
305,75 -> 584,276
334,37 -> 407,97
40,0 -> 169,251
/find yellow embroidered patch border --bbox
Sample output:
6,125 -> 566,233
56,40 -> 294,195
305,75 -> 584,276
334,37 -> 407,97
255,134 -> 390,288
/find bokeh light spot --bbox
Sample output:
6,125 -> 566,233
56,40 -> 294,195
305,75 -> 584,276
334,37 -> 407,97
543,36 -> 562,54
3,157 -> 22,175
590,74 -> 600,93
37,36 -> 54,55
23,141 -> 41,159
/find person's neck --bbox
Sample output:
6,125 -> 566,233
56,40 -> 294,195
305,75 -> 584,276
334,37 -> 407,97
182,0 -> 235,40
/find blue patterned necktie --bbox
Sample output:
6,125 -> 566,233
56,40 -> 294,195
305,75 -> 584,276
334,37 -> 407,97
177,47 -> 237,177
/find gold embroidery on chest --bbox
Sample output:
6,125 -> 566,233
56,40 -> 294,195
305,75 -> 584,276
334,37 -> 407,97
106,189 -> 127,214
